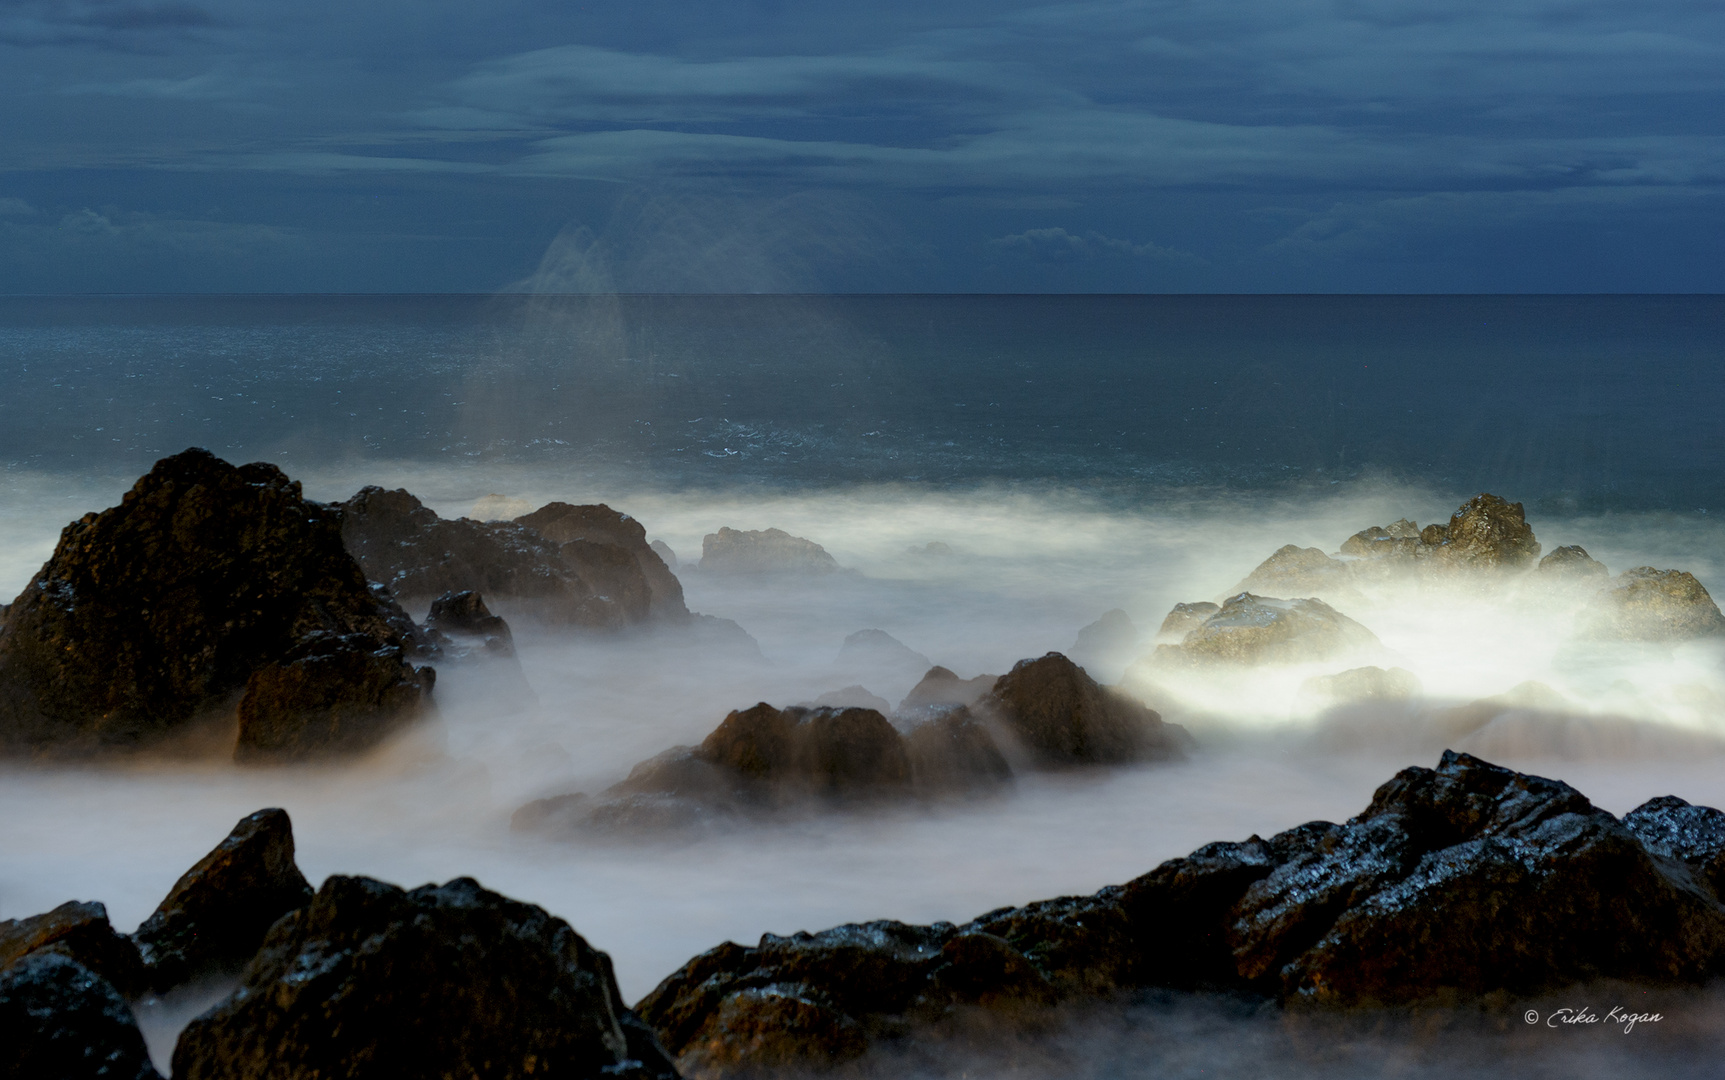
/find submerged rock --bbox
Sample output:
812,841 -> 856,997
1148,593 -> 1380,668
1578,566 -> 1725,641
0,901 -> 145,999
133,808 -> 314,994
172,875 -> 675,1080
0,449 -> 432,760
983,653 -> 1186,767
699,527 -> 840,575
1298,666 -> 1421,708
636,752 -> 1725,1074
0,953 -> 160,1080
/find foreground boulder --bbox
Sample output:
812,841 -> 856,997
1147,593 -> 1380,668
636,752 -> 1725,1074
1578,567 -> 1725,641
0,449 -> 432,760
133,808 -> 314,993
0,953 -> 160,1080
982,653 -> 1186,766
0,901 -> 145,999
173,876 -> 676,1080
699,527 -> 839,575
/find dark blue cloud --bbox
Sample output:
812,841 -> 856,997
0,0 -> 1720,290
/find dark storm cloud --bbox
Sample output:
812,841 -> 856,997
0,0 -> 1721,289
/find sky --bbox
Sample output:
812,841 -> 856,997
0,0 -> 1722,293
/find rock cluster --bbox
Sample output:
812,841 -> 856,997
515,654 -> 1186,837
698,527 -> 840,575
0,449 -> 433,761
635,752 -> 1725,1076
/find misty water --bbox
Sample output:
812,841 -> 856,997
3,295 -> 1725,1076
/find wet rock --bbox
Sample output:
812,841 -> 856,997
896,666 -> 995,713
133,808 -> 313,994
0,901 -> 144,999
699,527 -> 840,575
1154,601 -> 1220,644
1420,523 -> 1449,545
425,590 -> 516,659
983,652 -> 1187,766
901,707 -> 1013,792
1537,544 -> 1608,581
1432,493 -> 1541,570
0,449 -> 431,759
1578,567 -> 1725,641
1624,796 -> 1725,899
1069,609 -> 1140,677
1149,593 -> 1380,667
172,875 -> 673,1080
1231,546 -> 1355,602
514,502 -> 688,622
0,953 -> 160,1080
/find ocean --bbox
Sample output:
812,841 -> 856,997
3,294 -> 1724,1076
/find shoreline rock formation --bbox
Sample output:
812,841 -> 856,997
698,527 -> 840,575
0,449 -> 433,762
1146,593 -> 1381,668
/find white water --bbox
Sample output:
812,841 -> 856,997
4,465 -> 1725,1073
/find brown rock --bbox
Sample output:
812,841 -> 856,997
1434,493 -> 1541,570
901,707 -> 1013,792
1579,567 -> 1725,641
699,527 -> 839,575
1150,593 -> 1380,667
1537,544 -> 1608,581
0,901 -> 144,999
1232,546 -> 1356,602
896,666 -> 996,713
515,503 -> 687,622
983,652 -> 1186,766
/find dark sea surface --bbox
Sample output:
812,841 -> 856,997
2,294 -> 1721,510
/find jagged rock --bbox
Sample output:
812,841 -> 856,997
514,503 -> 687,622
0,901 -> 144,999
896,666 -> 995,713
133,808 -> 313,994
637,752 -> 1725,1072
800,686 -> 893,714
0,449 -> 432,760
983,653 -> 1186,766
425,590 -> 516,659
1431,493 -> 1541,570
172,876 -> 675,1080
0,953 -> 160,1080
1069,609 -> 1140,677
1537,544 -> 1608,581
1578,567 -> 1725,641
1149,593 -> 1380,667
1231,546 -> 1355,602
1420,523 -> 1448,545
1298,666 -> 1421,708
901,707 -> 1013,792
650,540 -> 678,569
1153,601 -> 1220,644
699,527 -> 839,575
1339,519 -> 1423,560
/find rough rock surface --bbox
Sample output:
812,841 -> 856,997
1431,494 -> 1541,570
173,875 -> 676,1080
425,590 -> 517,659
1154,601 -> 1221,644
133,808 -> 314,994
514,502 -> 687,622
0,449 -> 432,759
1579,567 -> 1725,641
901,707 -> 1013,792
983,653 -> 1186,766
1339,519 -> 1423,560
1537,545 -> 1608,581
1149,593 -> 1380,667
1231,546 -> 1355,602
896,667 -> 996,714
0,901 -> 144,999
0,953 -> 161,1080
636,752 -> 1725,1075
699,527 -> 839,575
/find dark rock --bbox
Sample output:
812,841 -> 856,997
0,901 -> 145,999
1148,593 -> 1380,667
1537,544 -> 1608,580
514,502 -> 688,623
699,527 -> 839,575
983,652 -> 1186,766
133,808 -> 313,994
172,875 -> 671,1080
425,590 -> 516,659
1578,566 -> 1725,641
700,704 -> 911,798
0,953 -> 160,1080
901,707 -> 1013,792
0,449 -> 431,760
1232,546 -> 1356,602
1433,493 -> 1541,570
1624,796 -> 1725,899
896,666 -> 995,713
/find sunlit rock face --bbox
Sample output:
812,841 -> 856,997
636,752 -> 1725,1077
698,526 -> 840,575
172,876 -> 675,1080
0,449 -> 432,761
1145,594 -> 1381,668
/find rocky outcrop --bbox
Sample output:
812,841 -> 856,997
0,901 -> 145,999
699,528 -> 839,575
1339,518 -> 1422,560
896,667 -> 995,714
1537,544 -> 1608,581
514,502 -> 687,622
982,653 -> 1186,766
635,752 -> 1725,1075
0,953 -> 161,1080
1435,493 -> 1541,569
425,590 -> 516,660
901,707 -> 1013,792
132,808 -> 313,994
0,449 -> 432,760
1578,567 -> 1725,641
1153,601 -> 1220,644
1148,593 -> 1380,667
1231,547 -> 1355,602
172,875 -> 676,1080
650,540 -> 678,569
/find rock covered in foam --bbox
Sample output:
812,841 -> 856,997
0,953 -> 160,1080
172,876 -> 675,1080
1147,593 -> 1380,668
0,448 -> 432,760
698,527 -> 840,575
1578,566 -> 1725,641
